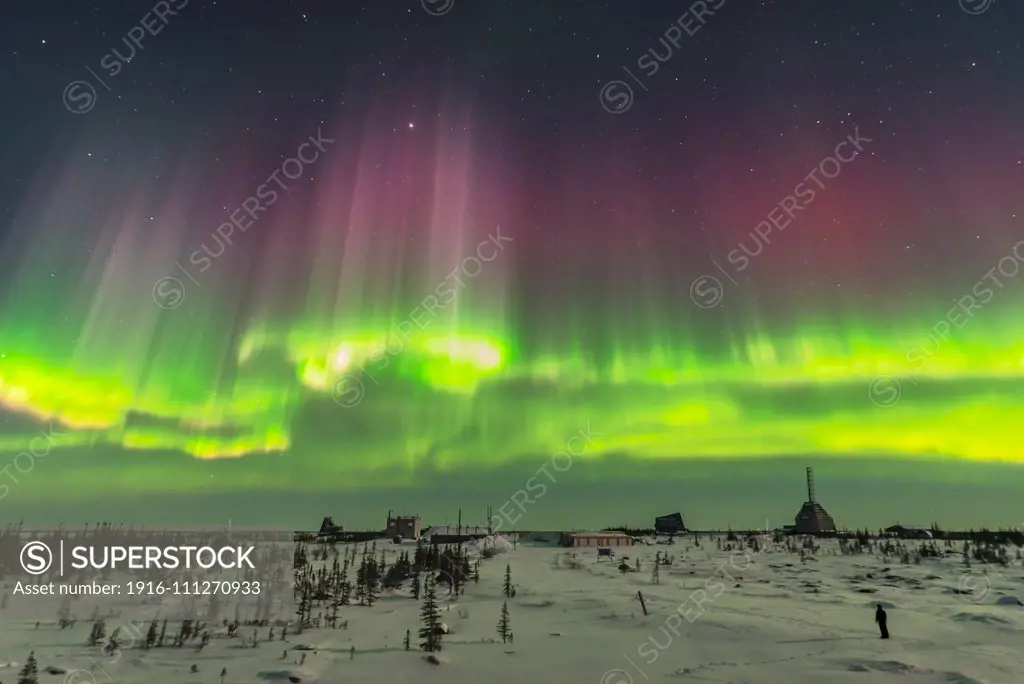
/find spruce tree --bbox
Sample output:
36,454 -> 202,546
330,600 -> 340,628
340,557 -> 352,605
410,566 -> 421,600
97,619 -> 107,643
356,545 -> 368,604
105,626 -> 121,657
447,554 -> 461,597
87,620 -> 102,647
364,550 -> 379,607
497,601 -> 512,643
418,576 -> 442,652
503,564 -> 514,598
459,556 -> 472,593
414,538 -> 426,569
295,583 -> 310,632
17,650 -> 38,684
651,556 -> 660,584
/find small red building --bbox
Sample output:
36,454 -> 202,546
562,532 -> 635,548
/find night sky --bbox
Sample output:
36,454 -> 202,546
1,0 -> 1023,530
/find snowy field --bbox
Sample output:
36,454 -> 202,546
1,534 -> 1020,684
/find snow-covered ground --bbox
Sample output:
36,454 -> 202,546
2,534 -> 1020,683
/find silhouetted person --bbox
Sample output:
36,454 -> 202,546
875,604 -> 889,639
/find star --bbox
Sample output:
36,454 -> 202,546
408,122 -> 414,128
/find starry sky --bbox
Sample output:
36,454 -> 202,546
1,0 -> 1023,530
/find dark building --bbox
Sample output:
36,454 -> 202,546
337,530 -> 387,542
294,517 -> 383,543
386,512 -> 422,539
793,467 -> 836,534
318,516 -> 342,537
654,512 -> 687,535
427,525 -> 490,544
885,524 -> 932,539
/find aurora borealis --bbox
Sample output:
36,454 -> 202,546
2,0 -> 1023,527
